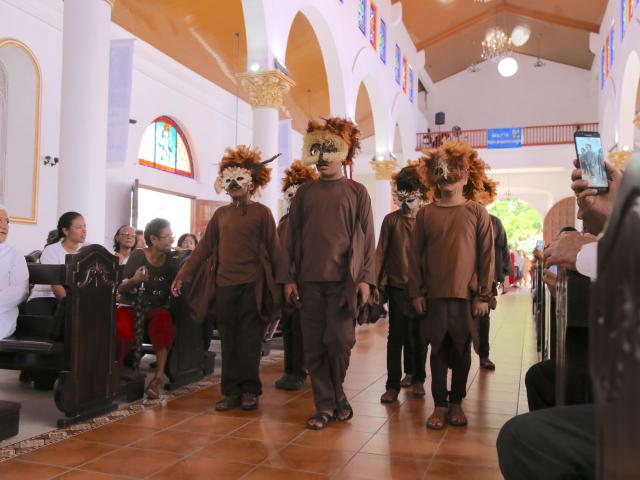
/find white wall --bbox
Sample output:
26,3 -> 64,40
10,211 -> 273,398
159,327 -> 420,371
428,52 -> 598,132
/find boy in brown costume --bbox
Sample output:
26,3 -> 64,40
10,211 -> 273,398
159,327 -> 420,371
377,163 -> 430,403
409,141 -> 495,429
171,146 -> 279,412
279,118 -> 376,430
274,161 -> 318,391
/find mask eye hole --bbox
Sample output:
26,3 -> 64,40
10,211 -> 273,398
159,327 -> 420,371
236,176 -> 244,182
310,143 -> 322,156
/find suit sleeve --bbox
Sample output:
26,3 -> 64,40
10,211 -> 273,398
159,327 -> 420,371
407,207 -> 427,298
358,186 -> 376,286
475,206 -> 495,301
175,212 -> 219,284
375,214 -> 391,287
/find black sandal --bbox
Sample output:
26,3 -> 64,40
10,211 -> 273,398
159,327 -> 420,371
306,411 -> 333,430
335,397 -> 353,422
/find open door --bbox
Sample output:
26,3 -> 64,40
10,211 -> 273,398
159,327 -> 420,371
194,199 -> 226,239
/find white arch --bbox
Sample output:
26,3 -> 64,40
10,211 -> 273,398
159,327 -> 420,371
391,91 -> 418,164
601,100 -> 616,153
241,0 -> 271,70
616,50 -> 640,151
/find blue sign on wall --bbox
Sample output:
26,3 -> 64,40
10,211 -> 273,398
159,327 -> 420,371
487,128 -> 523,149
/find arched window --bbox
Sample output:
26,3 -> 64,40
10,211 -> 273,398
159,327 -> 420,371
138,116 -> 194,177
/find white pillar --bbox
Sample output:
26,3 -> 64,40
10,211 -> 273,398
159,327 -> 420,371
58,0 -> 113,245
237,70 -> 295,220
371,159 -> 398,241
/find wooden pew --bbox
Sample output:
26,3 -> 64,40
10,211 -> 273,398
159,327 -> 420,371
0,245 -> 120,427
590,155 -> 640,479
554,269 -> 592,406
534,260 -> 547,358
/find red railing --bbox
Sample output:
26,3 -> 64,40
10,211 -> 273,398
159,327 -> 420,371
415,122 -> 599,150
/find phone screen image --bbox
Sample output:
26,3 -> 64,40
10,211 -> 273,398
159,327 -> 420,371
575,135 -> 607,189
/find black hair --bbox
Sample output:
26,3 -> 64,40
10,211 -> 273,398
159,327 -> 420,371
177,233 -> 198,249
113,224 -> 130,252
135,230 -> 143,235
47,211 -> 82,246
559,226 -> 578,234
144,218 -> 170,247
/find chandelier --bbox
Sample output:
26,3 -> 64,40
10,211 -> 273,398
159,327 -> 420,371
481,27 -> 512,61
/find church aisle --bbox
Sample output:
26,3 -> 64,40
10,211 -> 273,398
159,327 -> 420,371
1,292 -> 536,480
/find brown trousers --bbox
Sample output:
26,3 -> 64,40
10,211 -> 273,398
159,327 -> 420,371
216,283 -> 266,396
300,282 -> 356,412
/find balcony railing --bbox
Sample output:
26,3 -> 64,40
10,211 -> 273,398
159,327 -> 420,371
415,122 -> 599,150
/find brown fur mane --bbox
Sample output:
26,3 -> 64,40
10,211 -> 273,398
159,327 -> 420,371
282,160 -> 318,192
219,145 -> 271,192
306,117 -> 361,165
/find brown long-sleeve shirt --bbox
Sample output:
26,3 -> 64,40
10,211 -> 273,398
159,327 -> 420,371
376,211 -> 415,290
407,201 -> 494,301
277,177 -> 375,287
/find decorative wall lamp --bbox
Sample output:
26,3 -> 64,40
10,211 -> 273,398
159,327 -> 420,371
43,155 -> 59,166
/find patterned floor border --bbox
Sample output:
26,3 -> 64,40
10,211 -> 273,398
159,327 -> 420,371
0,351 -> 285,462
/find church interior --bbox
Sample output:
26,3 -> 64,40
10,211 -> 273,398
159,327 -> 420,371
0,0 -> 639,478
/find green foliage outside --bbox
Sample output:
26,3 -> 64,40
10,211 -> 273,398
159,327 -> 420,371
487,199 -> 542,252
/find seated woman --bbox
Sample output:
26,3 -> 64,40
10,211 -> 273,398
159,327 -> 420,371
25,211 -> 86,318
176,233 -> 197,251
113,225 -> 136,265
116,218 -> 178,399
0,205 -> 29,339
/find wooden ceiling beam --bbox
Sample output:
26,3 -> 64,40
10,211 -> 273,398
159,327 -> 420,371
415,2 -> 599,51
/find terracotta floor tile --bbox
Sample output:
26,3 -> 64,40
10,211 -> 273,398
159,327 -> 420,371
265,444 -> 355,475
117,408 -> 194,429
55,471 -> 130,479
230,420 -> 304,443
462,400 -> 518,416
197,436 -> 286,464
149,456 -> 254,480
76,424 -> 158,446
462,411 -> 513,430
164,395 -> 216,413
337,452 -> 429,480
292,429 -> 373,451
434,439 -> 500,467
131,429 -> 218,455
426,461 -> 504,479
168,413 -> 250,435
359,433 -> 440,459
443,426 -> 501,446
348,401 -> 400,418
81,447 -> 182,478
241,466 -> 327,480
0,459 -> 66,479
326,414 -> 387,433
17,439 -> 115,468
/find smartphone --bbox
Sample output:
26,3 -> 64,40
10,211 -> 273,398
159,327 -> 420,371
574,131 -> 608,193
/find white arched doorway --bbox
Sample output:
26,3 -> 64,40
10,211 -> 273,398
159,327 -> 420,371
617,51 -> 640,151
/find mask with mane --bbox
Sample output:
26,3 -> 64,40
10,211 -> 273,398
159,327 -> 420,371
301,117 -> 361,168
214,145 -> 279,196
417,141 -> 497,203
282,160 -> 319,201
391,162 -> 430,214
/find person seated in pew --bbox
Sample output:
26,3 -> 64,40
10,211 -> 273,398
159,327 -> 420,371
0,205 -> 29,339
176,233 -> 198,252
116,218 -> 178,399
497,159 -> 623,480
24,211 -> 86,318
113,225 -> 137,265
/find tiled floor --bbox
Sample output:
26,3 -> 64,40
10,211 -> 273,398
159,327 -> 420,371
1,291 -> 537,479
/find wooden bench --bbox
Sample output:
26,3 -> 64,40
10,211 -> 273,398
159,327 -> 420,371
0,245 -> 120,427
590,155 -> 640,479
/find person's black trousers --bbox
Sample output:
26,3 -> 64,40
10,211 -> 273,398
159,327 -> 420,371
497,404 -> 595,480
478,313 -> 490,359
216,283 -> 266,397
385,286 -> 426,391
525,359 -> 556,411
281,306 -> 306,379
430,333 -> 471,407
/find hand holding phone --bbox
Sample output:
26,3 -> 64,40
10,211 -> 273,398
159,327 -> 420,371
574,131 -> 608,193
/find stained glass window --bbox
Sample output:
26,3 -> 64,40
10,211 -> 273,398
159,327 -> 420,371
379,19 -> 387,63
358,0 -> 367,35
604,35 -> 610,80
408,66 -> 414,103
622,0 -> 633,40
402,56 -> 408,93
394,45 -> 401,85
369,2 -> 378,50
609,26 -> 615,69
138,116 -> 194,177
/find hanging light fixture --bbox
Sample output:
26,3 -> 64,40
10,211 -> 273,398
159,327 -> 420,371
498,57 -> 519,77
482,27 -> 513,62
511,25 -> 531,47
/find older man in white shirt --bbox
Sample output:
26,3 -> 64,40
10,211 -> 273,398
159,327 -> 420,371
0,205 -> 29,339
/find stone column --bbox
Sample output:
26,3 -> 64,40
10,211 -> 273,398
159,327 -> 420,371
237,70 -> 295,219
58,0 -> 113,245
370,158 -> 398,239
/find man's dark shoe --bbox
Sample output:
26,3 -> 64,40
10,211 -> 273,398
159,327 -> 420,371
215,395 -> 241,412
241,393 -> 259,411
480,357 -> 496,370
411,382 -> 426,397
400,374 -> 413,388
380,388 -> 399,404
275,374 -> 305,391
